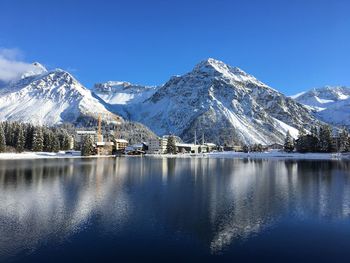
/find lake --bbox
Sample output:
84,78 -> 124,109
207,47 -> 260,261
0,157 -> 350,262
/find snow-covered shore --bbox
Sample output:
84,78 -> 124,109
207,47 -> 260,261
0,151 -> 113,160
0,151 -> 349,161
148,151 -> 350,160
207,151 -> 350,160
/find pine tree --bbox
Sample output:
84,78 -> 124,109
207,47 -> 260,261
296,127 -> 307,153
251,144 -> 263,152
81,135 -> 95,156
284,131 -> 294,152
339,128 -> 349,152
318,125 -> 332,152
43,128 -> 51,152
310,126 -> 320,152
166,135 -> 177,154
15,125 -> 25,153
61,132 -> 70,150
53,137 -> 60,152
25,124 -> 34,150
32,127 -> 44,152
4,121 -> 15,147
0,123 -> 6,153
12,122 -> 20,147
311,126 -> 318,139
295,126 -> 319,153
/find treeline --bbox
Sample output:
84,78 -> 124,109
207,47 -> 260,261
243,144 -> 264,153
0,121 -> 72,153
284,124 -> 350,153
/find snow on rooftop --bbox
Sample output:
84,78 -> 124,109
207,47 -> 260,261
77,131 -> 96,134
115,139 -> 128,143
176,143 -> 199,147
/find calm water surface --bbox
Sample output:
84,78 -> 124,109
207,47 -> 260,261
0,157 -> 350,262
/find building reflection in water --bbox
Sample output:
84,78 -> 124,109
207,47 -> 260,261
0,157 -> 350,259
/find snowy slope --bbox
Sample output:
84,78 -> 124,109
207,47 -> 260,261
92,81 -> 158,118
92,81 -> 158,105
99,58 -> 320,145
0,59 -> 327,143
0,63 -> 121,126
293,86 -> 350,128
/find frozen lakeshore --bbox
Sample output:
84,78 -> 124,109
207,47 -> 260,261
0,151 -> 349,160
148,151 -> 350,160
0,151 -> 112,160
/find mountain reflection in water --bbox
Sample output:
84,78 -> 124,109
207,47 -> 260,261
0,157 -> 350,262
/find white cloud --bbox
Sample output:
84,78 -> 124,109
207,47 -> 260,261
0,47 -> 37,82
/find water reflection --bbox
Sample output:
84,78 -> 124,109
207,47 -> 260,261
0,158 -> 350,261
0,158 -> 131,260
208,160 -> 350,252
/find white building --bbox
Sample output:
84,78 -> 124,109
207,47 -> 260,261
147,135 -> 216,154
201,143 -> 216,153
176,143 -> 200,154
147,136 -> 169,154
115,139 -> 129,151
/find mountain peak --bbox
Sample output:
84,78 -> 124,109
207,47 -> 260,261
203,57 -> 224,66
191,58 -> 264,87
194,58 -> 229,73
294,86 -> 350,129
294,86 -> 350,105
0,65 -> 121,126
194,58 -> 249,77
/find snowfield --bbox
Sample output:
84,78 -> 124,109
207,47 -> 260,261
92,81 -> 158,105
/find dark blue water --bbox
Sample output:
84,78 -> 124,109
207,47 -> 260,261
0,157 -> 350,262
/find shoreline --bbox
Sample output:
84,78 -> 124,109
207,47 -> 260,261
0,151 -> 349,161
147,151 -> 350,160
0,152 -> 115,160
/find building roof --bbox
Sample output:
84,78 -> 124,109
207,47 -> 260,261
77,131 -> 96,135
204,143 -> 216,147
176,143 -> 199,148
115,139 -> 128,143
96,142 -> 114,146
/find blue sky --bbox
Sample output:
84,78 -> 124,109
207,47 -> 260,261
0,0 -> 349,95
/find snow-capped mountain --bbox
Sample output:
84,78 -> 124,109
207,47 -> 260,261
93,81 -> 158,105
0,63 -> 121,126
293,86 -> 350,128
92,81 -> 158,118
0,59 -> 329,144
98,58 -> 320,145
